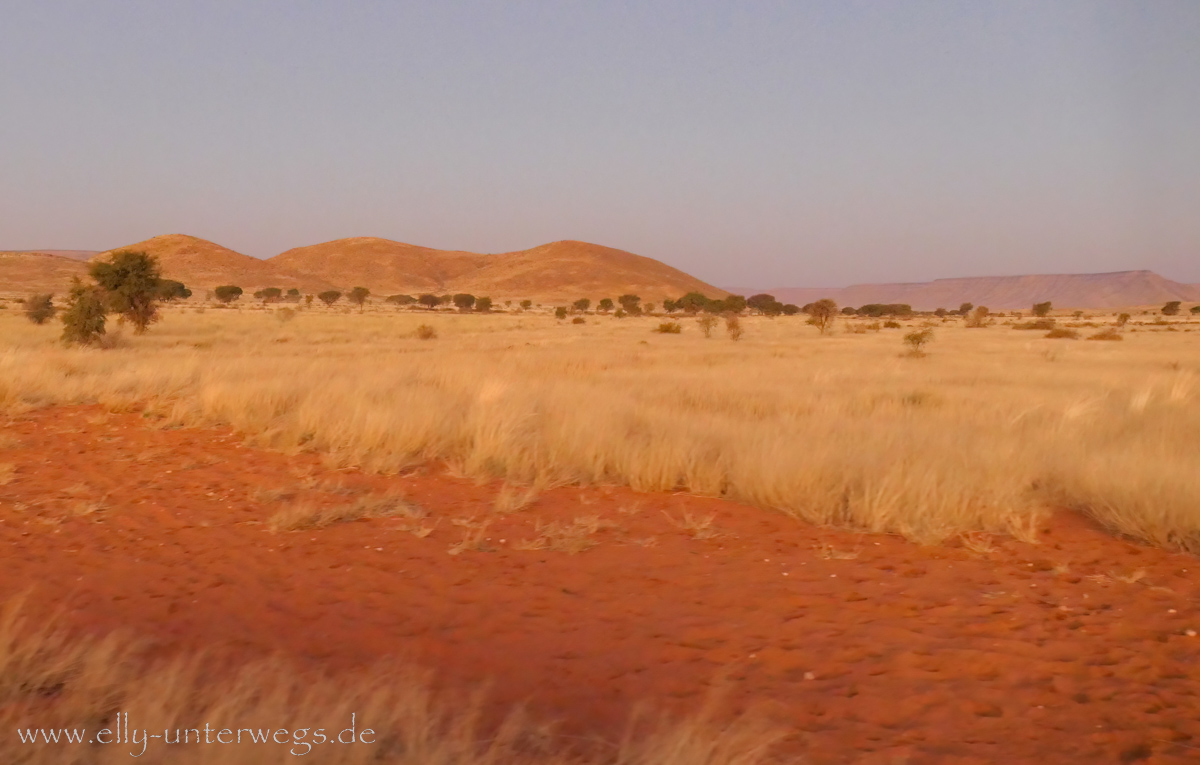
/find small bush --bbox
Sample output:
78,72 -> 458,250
725,314 -> 743,341
275,308 -> 296,323
697,315 -> 718,337
415,324 -> 437,340
554,306 -> 568,320
571,316 -> 585,324
1088,328 -> 1123,341
883,320 -> 901,329
1045,327 -> 1080,340
24,294 -> 55,325
654,321 -> 682,334
903,328 -> 934,356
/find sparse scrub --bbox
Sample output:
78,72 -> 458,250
1045,327 -> 1080,340
268,493 -> 420,532
1014,319 -> 1056,331
1088,328 -> 1122,341
697,315 -> 718,337
415,324 -> 437,340
654,322 -> 682,334
2,309 -> 1199,551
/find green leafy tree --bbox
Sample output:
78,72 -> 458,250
385,294 -> 416,305
475,296 -> 493,312
452,293 -> 476,311
748,294 -> 784,315
318,290 -> 342,306
573,298 -> 591,313
677,292 -> 711,314
348,286 -> 370,312
255,287 -> 283,303
805,298 -> 839,335
519,299 -> 533,310
782,304 -> 800,316
722,294 -> 747,314
597,298 -> 614,313
1032,301 -> 1053,317
214,285 -> 243,303
418,294 -> 440,309
1162,301 -> 1181,316
89,250 -> 163,333
957,303 -> 974,316
285,288 -> 301,302
24,294 -> 56,325
156,280 -> 192,301
618,294 -> 641,315
60,279 -> 107,345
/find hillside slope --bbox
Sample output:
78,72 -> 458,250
0,252 -> 89,295
269,238 -> 724,301
93,235 -> 332,292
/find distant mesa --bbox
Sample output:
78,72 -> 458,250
729,270 -> 1200,311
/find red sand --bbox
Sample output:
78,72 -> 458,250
2,406 -> 1198,764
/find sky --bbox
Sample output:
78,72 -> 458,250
2,0 -> 1198,287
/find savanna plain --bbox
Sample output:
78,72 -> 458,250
1,302 -> 1198,764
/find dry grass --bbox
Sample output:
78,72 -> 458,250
0,599 -> 787,765
268,493 -> 422,533
2,307 -> 1199,551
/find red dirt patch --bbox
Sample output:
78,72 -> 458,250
2,406 -> 1198,764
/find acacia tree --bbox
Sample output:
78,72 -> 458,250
1162,301 -> 1181,316
419,294 -> 440,309
573,298 -> 590,313
214,285 -> 243,303
618,294 -> 641,315
89,250 -> 163,333
348,286 -> 370,312
597,298 -> 614,313
452,293 -> 476,311
318,290 -> 342,306
805,298 -> 839,335
475,297 -> 493,312
1032,301 -> 1053,317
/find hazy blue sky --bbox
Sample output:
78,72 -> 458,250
2,1 -> 1198,286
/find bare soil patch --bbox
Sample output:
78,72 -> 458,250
2,406 -> 1198,764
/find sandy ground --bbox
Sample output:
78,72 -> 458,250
2,406 -> 1198,764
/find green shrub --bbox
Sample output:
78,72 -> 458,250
24,294 -> 55,325
60,280 -> 107,345
318,290 -> 342,306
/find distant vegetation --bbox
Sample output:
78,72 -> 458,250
23,294 -> 55,325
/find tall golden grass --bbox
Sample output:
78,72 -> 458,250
0,600 -> 787,764
2,305 -> 1198,550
